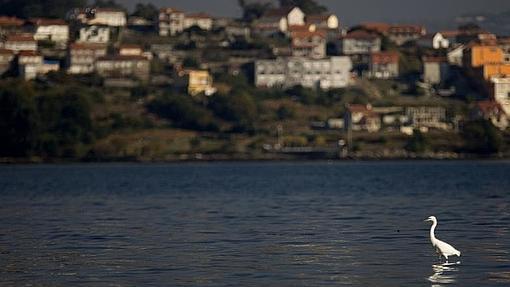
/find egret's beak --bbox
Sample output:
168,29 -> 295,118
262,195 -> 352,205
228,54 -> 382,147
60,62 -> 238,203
424,218 -> 431,222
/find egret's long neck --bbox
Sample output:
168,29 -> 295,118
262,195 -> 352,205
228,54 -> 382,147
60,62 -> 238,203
430,220 -> 437,241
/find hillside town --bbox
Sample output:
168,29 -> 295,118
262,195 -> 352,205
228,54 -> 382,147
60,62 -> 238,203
1,0 -> 509,161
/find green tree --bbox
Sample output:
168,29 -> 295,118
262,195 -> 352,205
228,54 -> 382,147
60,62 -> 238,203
286,85 -> 317,105
462,120 -> 503,154
278,0 -> 327,14
405,130 -> 430,153
238,0 -> 273,22
209,89 -> 258,133
37,89 -> 94,157
147,93 -> 219,132
0,80 -> 39,157
131,2 -> 158,20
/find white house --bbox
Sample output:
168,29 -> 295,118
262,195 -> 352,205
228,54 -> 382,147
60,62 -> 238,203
119,44 -> 143,56
344,104 -> 381,133
17,51 -> 59,80
423,56 -> 450,85
184,13 -> 213,31
339,30 -> 381,55
254,6 -> 305,34
290,30 -> 327,59
491,77 -> 510,115
306,14 -> 339,30
417,32 -> 450,49
2,34 -> 37,53
447,44 -> 465,66
158,7 -> 185,36
68,42 -> 107,74
79,25 -> 110,43
95,55 -> 150,81
29,18 -> 69,45
255,56 -> 352,89
88,8 -> 126,27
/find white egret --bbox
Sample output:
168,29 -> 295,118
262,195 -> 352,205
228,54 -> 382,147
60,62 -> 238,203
425,216 -> 461,262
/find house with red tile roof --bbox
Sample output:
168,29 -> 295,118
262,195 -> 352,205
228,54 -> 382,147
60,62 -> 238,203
184,13 -> 213,31
27,18 -> 69,46
0,16 -> 25,36
306,14 -> 339,30
68,42 -> 107,74
423,56 -> 450,84
369,51 -> 399,79
417,33 -> 450,49
338,30 -> 381,56
95,55 -> 150,81
387,24 -> 426,46
344,104 -> 381,133
471,100 -> 508,130
290,30 -> 327,59
1,34 -> 37,53
158,7 -> 185,36
88,8 -> 126,27
253,6 -> 305,35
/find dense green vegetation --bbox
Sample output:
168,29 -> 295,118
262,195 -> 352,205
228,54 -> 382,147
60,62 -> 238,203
0,80 -> 94,158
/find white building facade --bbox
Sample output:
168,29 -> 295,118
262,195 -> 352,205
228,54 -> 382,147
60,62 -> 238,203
79,25 -> 110,43
491,77 -> 510,115
255,56 -> 352,89
88,9 -> 126,27
31,19 -> 69,45
158,8 -> 185,36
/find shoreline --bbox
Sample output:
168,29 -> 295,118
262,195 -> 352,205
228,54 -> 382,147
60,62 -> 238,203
1,153 -> 509,165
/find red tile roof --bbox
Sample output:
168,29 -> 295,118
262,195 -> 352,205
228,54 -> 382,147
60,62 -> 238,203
439,30 -> 460,38
476,100 -> 506,116
306,14 -> 333,22
347,104 -> 373,113
359,22 -> 391,34
6,34 -> 35,42
0,48 -> 14,55
159,7 -> 184,14
70,42 -> 107,50
422,56 -> 448,63
371,51 -> 399,64
343,30 -> 380,40
291,30 -> 326,40
28,18 -> 67,26
0,16 -> 24,26
186,13 -> 212,19
288,24 -> 314,33
388,24 -> 426,35
18,50 -> 41,57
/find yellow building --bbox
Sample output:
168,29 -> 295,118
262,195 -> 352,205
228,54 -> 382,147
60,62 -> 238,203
466,45 -> 504,68
186,70 -> 216,96
482,63 -> 510,80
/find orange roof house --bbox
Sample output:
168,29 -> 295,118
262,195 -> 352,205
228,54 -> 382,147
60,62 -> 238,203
465,45 -> 504,68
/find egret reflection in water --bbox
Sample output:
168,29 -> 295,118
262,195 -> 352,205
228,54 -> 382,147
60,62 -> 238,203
428,262 -> 460,286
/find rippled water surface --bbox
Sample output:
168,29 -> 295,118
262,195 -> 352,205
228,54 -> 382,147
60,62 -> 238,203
0,161 -> 509,286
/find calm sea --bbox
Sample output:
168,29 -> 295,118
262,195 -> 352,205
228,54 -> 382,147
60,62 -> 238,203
0,161 -> 509,286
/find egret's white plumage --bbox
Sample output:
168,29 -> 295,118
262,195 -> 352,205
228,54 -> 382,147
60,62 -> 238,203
425,216 -> 461,262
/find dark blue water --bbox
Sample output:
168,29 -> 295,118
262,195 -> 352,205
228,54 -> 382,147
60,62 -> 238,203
0,162 -> 509,286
